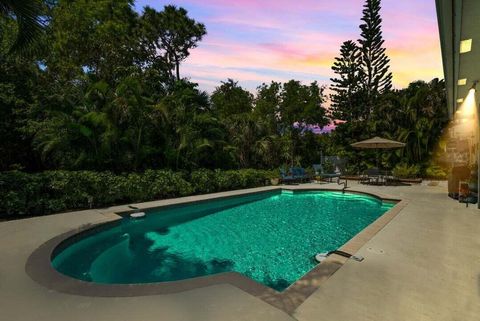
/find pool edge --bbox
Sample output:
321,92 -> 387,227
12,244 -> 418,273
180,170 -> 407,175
25,186 -> 407,315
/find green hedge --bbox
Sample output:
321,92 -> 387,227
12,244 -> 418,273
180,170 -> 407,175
190,169 -> 275,194
0,169 -> 275,217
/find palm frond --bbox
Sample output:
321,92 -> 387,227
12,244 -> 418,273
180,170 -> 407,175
2,0 -> 46,54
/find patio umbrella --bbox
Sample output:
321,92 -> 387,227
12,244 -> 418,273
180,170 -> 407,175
351,136 -> 405,168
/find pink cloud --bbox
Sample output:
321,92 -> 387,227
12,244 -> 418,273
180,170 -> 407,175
178,0 -> 362,15
160,0 -> 444,92
207,16 -> 284,30
186,38 -> 334,82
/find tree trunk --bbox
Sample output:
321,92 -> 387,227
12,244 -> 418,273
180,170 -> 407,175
175,60 -> 180,81
134,126 -> 143,171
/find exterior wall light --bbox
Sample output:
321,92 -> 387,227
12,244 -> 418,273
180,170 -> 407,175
460,39 -> 473,53
458,78 -> 467,86
471,80 -> 478,91
457,98 -> 464,103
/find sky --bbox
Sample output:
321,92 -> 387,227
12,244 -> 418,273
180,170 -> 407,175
134,0 -> 444,94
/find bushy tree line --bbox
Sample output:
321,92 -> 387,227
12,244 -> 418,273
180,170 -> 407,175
0,0 -> 329,172
0,0 -> 449,177
328,0 -> 449,173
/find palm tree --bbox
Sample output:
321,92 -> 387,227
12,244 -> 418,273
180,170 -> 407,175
0,0 -> 45,53
395,82 -> 443,164
176,113 -> 227,169
226,114 -> 265,168
113,77 -> 155,170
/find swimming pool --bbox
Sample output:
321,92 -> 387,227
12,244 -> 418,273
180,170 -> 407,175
52,190 -> 395,291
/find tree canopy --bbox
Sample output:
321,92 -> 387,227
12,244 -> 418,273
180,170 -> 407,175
328,0 -> 447,173
0,0 -> 449,177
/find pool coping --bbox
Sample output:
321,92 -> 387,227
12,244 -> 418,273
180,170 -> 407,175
25,186 -> 408,315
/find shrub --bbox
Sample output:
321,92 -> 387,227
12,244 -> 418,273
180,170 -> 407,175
425,164 -> 448,180
393,163 -> 420,179
0,169 -> 274,218
189,169 -> 274,194
214,170 -> 243,191
0,171 -> 43,216
190,169 -> 218,194
236,168 -> 267,188
123,170 -> 193,202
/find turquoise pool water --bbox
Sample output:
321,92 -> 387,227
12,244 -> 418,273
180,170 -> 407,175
52,190 -> 394,291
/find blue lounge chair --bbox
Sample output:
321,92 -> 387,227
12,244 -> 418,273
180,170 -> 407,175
291,167 -> 309,182
280,168 -> 296,184
280,167 -> 309,184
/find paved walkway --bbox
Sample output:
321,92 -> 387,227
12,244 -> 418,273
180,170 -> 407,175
295,182 -> 480,321
0,182 -> 479,321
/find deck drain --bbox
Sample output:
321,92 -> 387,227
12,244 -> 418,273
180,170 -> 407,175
367,247 -> 385,255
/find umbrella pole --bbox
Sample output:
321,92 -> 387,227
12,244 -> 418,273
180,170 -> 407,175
376,149 -> 380,169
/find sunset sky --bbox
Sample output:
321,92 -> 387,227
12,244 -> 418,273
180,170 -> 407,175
135,0 -> 444,93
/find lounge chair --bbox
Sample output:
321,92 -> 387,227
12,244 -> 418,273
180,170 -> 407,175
313,164 -> 341,182
280,167 -> 309,184
291,167 -> 309,183
280,168 -> 296,184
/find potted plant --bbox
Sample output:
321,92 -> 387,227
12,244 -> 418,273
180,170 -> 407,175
269,170 -> 280,186
270,177 -> 280,186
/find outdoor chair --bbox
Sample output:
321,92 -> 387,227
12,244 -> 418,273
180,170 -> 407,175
361,168 -> 382,185
280,168 -> 296,184
383,171 -> 401,186
361,168 -> 401,185
280,167 -> 309,184
291,167 -> 309,183
313,164 -> 341,182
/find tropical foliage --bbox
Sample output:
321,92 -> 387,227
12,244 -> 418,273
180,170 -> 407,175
0,0 -> 46,53
0,0 -> 450,217
328,0 -> 448,172
0,0 -> 331,174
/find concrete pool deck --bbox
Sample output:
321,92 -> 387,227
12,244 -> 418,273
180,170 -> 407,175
1,182 -> 479,321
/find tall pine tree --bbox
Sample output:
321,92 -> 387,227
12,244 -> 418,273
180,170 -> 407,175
358,0 -> 392,120
330,40 -> 363,122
